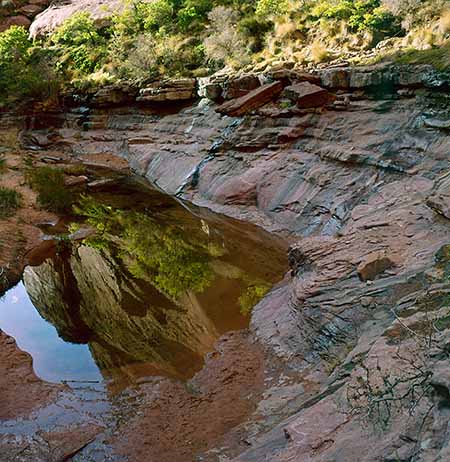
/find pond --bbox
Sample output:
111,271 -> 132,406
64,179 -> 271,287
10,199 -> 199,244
0,178 -> 287,390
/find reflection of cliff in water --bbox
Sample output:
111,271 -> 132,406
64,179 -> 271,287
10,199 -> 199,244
23,190 -> 287,387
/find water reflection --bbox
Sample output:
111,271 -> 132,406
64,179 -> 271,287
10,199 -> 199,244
0,181 -> 287,389
0,283 -> 102,383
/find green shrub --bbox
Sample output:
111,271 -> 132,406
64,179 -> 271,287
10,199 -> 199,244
142,0 -> 174,31
0,187 -> 21,218
0,157 -> 7,174
50,12 -> 107,77
0,26 -> 52,105
390,41 -> 450,70
310,0 -> 400,35
27,167 -> 72,213
255,0 -> 289,17
176,0 -> 213,31
239,15 -> 273,53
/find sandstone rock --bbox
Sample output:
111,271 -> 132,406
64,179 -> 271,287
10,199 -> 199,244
428,195 -> 450,220
216,82 -> 283,117
91,85 -> 135,107
282,82 -> 331,108
320,67 -> 350,89
64,175 -> 88,187
87,178 -> 118,189
0,15 -> 31,32
430,361 -> 450,397
357,252 -> 395,281
137,78 -> 197,103
397,64 -> 447,88
198,74 -> 228,100
29,0 -> 152,37
266,69 -> 321,86
222,74 -> 261,100
20,4 -> 44,16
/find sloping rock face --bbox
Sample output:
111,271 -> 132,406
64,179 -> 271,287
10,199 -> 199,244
29,0 -> 152,37
9,63 -> 450,460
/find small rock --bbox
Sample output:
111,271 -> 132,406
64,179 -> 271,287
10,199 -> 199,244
424,118 -> 450,130
282,82 -> 331,108
357,252 -> 395,281
65,175 -> 88,187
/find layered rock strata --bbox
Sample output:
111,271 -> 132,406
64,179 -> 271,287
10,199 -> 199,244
5,62 -> 450,461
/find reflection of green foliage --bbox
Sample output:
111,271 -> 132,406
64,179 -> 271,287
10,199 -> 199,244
74,195 -> 214,299
73,195 -> 119,250
122,214 -> 214,298
239,283 -> 270,316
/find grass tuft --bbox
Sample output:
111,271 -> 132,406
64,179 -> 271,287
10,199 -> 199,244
0,187 -> 21,218
387,41 -> 450,71
27,166 -> 72,213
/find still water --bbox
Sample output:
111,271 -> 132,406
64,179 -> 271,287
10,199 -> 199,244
0,179 -> 287,389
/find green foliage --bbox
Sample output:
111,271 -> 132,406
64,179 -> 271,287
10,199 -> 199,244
0,157 -> 7,174
389,41 -> 450,71
176,0 -> 212,30
123,214 -> 214,299
310,0 -> 399,34
142,0 -> 174,31
27,167 -> 73,213
0,187 -> 21,218
50,12 -> 107,76
255,0 -> 289,17
74,195 -> 215,299
239,15 -> 273,53
0,26 -> 51,105
239,283 -> 270,315
0,0 -> 445,98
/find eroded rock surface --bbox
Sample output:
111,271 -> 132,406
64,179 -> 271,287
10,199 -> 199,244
3,63 -> 450,461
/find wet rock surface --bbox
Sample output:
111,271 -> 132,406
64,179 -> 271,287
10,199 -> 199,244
2,63 -> 450,461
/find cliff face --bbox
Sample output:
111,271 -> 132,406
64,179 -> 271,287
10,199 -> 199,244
10,63 -> 450,460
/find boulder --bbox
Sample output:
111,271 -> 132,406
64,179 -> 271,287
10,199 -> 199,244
0,15 -> 31,32
29,0 -> 153,37
357,251 -> 395,281
222,74 -> 261,100
320,67 -> 350,89
216,81 -> 283,117
198,75 -> 227,101
282,82 -> 331,108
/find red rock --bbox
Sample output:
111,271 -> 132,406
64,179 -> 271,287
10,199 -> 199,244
216,82 -> 283,117
20,4 -> 44,16
428,194 -> 450,220
223,74 -> 261,100
0,15 -> 31,32
282,82 -> 331,108
357,251 -> 395,281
